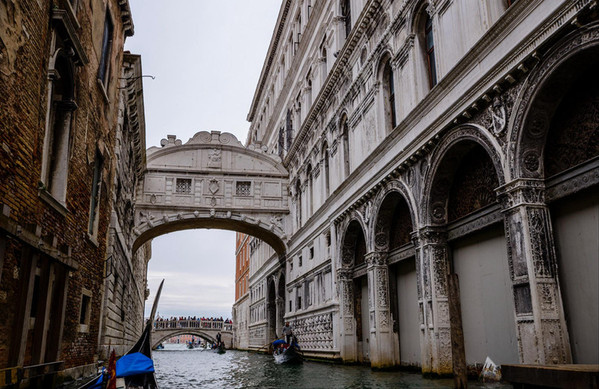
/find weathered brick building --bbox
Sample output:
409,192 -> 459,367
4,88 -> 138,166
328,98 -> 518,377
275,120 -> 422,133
0,0 -> 141,385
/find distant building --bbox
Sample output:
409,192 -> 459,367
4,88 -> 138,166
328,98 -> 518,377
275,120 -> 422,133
0,0 -> 144,385
239,0 -> 599,373
232,233 -> 250,349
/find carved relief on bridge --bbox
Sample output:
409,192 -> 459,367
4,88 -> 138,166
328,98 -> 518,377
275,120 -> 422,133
133,131 -> 290,253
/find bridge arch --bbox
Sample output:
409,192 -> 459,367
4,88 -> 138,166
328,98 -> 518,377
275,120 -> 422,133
152,330 -> 221,349
132,131 -> 290,255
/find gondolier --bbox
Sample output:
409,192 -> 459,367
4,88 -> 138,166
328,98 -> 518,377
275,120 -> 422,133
282,322 -> 293,345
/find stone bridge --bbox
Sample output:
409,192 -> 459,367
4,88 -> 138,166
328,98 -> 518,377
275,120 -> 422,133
132,131 -> 289,255
151,319 -> 233,349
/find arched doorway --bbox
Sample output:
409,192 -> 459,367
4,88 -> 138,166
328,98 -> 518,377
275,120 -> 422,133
339,219 -> 369,363
530,45 -> 599,364
374,190 -> 420,367
428,135 -> 518,367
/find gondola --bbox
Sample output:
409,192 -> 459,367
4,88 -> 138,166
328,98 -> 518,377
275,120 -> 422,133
272,338 -> 303,364
212,343 -> 226,354
79,280 -> 165,389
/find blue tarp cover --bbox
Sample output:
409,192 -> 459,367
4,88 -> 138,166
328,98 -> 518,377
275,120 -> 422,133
272,339 -> 286,346
116,352 -> 155,377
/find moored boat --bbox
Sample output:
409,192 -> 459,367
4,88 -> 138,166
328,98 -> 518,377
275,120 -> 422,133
272,338 -> 303,364
212,343 -> 226,354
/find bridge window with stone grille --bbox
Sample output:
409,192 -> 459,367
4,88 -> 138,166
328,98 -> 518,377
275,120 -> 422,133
175,178 -> 192,194
236,181 -> 252,196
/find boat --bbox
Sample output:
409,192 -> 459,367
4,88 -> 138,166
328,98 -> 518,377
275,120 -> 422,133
186,342 -> 195,349
272,337 -> 303,364
79,280 -> 165,389
212,343 -> 226,354
155,343 -> 164,350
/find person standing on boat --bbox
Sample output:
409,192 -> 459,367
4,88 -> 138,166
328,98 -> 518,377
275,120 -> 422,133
282,322 -> 293,345
216,332 -> 222,346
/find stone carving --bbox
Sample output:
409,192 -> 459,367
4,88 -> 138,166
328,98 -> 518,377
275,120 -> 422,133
208,148 -> 222,168
489,96 -> 507,136
292,313 -> 334,350
160,135 -> 182,147
208,179 -> 219,195
528,208 -> 553,277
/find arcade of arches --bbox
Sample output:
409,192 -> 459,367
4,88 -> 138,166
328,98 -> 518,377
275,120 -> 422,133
133,19 -> 598,376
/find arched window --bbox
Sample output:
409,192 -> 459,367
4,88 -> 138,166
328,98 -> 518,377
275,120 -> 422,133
382,58 -> 397,130
41,53 -> 76,204
341,115 -> 350,177
424,12 -> 437,87
341,0 -> 352,39
296,179 -> 302,228
322,142 -> 330,197
306,164 -> 313,216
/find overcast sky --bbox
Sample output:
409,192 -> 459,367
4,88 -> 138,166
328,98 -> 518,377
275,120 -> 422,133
125,0 -> 282,320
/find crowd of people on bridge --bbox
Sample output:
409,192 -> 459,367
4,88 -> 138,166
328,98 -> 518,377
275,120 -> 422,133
152,315 -> 233,330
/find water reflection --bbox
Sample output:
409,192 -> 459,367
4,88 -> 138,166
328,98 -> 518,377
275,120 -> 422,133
154,344 -> 511,388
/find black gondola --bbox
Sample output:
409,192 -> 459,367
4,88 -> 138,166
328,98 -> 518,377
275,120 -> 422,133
78,280 -> 164,389
272,337 -> 303,364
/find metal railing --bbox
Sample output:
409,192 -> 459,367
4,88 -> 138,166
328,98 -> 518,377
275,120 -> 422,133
153,319 -> 233,331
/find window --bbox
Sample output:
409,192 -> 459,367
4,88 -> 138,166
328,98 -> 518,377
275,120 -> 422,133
296,180 -> 302,227
341,116 -> 350,177
236,181 -> 252,196
322,143 -> 330,197
176,178 -> 192,194
306,164 -> 313,216
309,247 -> 314,259
41,54 -> 76,205
289,300 -> 293,312
98,11 -> 114,86
382,58 -> 397,130
297,295 -> 302,310
506,0 -> 517,6
424,13 -> 437,87
79,289 -> 92,331
88,149 -> 103,235
341,0 -> 352,38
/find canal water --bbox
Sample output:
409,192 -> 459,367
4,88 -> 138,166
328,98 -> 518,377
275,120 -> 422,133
154,344 -> 512,388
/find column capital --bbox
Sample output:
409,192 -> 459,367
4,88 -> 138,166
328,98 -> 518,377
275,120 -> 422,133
365,251 -> 388,267
418,226 -> 447,245
496,178 -> 546,210
337,267 -> 353,280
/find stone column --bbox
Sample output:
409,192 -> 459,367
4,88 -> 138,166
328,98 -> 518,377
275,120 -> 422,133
498,179 -> 571,364
275,296 -> 284,338
418,227 -> 453,375
337,267 -> 357,362
365,251 -> 395,368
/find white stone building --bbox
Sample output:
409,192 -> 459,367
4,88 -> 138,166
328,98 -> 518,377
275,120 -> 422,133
238,0 -> 599,374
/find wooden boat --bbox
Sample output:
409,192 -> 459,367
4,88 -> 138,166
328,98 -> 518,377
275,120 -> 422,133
79,280 -> 165,389
212,343 -> 226,354
272,338 -> 303,364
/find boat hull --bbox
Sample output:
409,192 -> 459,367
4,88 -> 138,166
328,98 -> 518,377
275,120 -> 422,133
273,346 -> 303,364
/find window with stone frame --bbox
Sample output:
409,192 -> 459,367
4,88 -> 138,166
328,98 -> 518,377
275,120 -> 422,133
175,178 -> 192,194
41,51 -> 77,206
98,10 -> 114,87
88,148 -> 104,235
424,12 -> 437,88
341,0 -> 352,39
236,181 -> 252,196
79,289 -> 92,332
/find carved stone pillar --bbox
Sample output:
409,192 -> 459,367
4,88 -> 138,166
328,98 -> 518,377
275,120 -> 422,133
498,179 -> 571,364
275,296 -> 284,338
365,251 -> 395,368
418,227 -> 453,375
337,267 -> 357,362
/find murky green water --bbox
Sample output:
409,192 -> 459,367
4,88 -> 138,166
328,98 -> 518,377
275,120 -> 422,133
154,344 -> 512,388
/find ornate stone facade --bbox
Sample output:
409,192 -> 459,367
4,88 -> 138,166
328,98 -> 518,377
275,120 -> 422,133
240,0 -> 599,374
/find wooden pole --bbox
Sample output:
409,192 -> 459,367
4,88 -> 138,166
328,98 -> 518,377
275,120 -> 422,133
448,273 -> 467,388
